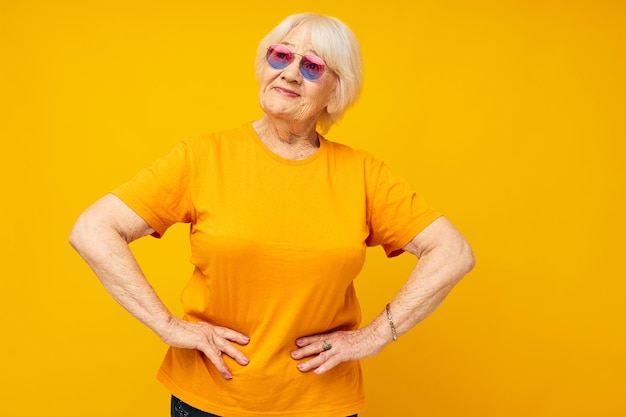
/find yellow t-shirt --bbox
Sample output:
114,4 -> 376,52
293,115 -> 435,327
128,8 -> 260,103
113,122 -> 441,417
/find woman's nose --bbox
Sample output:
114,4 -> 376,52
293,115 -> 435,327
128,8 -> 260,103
281,59 -> 302,82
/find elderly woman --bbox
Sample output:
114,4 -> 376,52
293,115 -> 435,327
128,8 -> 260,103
70,12 -> 474,417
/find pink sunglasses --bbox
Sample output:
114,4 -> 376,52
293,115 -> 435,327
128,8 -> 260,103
266,44 -> 327,81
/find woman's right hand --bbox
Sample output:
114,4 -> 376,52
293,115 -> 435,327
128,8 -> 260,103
159,317 -> 250,379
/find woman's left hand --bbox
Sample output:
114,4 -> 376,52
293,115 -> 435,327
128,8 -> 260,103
290,325 -> 386,374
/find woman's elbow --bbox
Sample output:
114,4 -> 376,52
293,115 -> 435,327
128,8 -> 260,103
69,204 -> 110,255
68,211 -> 93,253
459,238 -> 476,276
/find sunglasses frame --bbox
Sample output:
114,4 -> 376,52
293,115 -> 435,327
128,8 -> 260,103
266,44 -> 327,81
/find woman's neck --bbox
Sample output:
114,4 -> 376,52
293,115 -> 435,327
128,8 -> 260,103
252,117 -> 320,160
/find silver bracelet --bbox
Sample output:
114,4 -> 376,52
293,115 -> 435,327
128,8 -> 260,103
385,303 -> 398,341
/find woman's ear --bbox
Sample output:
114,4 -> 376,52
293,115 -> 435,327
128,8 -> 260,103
326,81 -> 341,114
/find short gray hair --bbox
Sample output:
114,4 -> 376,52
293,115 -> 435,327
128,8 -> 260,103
255,13 -> 364,133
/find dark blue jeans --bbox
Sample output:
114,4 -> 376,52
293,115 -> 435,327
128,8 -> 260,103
171,396 -> 357,417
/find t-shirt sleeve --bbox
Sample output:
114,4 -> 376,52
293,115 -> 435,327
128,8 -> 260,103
111,140 -> 196,238
364,154 -> 442,257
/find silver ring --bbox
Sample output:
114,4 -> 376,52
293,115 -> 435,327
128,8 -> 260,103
322,341 -> 332,351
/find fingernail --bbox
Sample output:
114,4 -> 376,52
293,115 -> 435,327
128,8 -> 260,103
243,336 -> 250,343
297,363 -> 305,371
296,338 -> 304,346
290,351 -> 298,359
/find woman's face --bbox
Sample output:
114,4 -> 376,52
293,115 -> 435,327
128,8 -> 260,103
258,23 -> 337,126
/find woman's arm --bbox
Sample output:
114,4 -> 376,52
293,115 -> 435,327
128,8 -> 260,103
69,193 -> 249,379
291,216 -> 475,373
382,215 -> 475,338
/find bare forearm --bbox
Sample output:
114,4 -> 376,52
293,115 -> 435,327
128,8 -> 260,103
390,242 -> 473,336
69,201 -> 173,338
369,218 -> 475,343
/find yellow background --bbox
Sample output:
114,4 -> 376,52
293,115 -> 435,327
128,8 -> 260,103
1,1 -> 624,416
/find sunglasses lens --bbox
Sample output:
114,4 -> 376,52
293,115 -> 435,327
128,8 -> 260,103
300,55 -> 326,81
266,44 -> 293,69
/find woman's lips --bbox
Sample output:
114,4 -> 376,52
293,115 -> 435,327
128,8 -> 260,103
273,86 -> 300,97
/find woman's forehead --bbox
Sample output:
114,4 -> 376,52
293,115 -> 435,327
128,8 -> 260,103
282,24 -> 312,43
281,24 -> 322,55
